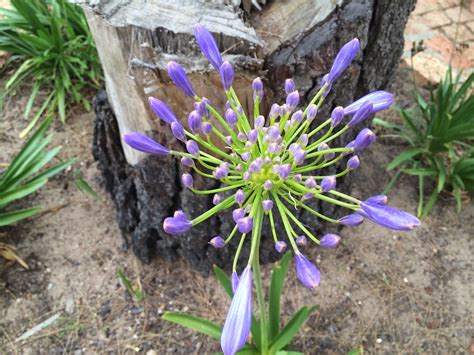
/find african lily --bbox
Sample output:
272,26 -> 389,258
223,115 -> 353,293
123,23 -> 419,355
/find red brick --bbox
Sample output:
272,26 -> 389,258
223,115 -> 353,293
413,0 -> 441,15
425,33 -> 456,61
442,23 -> 474,42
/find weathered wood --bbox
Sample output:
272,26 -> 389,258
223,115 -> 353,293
86,0 -> 416,274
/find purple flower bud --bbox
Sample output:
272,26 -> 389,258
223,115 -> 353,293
353,128 -> 376,151
202,122 -> 213,135
163,211 -> 192,235
344,141 -> 355,155
247,129 -> 258,143
235,189 -> 245,205
263,180 -> 273,191
197,98 -> 211,118
318,143 -> 335,160
307,104 -> 318,122
181,157 -> 194,167
268,143 -> 279,154
291,110 -> 303,124
235,164 -> 243,172
366,195 -> 388,205
268,125 -> 280,141
231,271 -> 239,294
122,132 -> 169,155
252,77 -> 264,100
305,176 -> 316,189
276,164 -> 291,180
293,148 -> 307,165
254,115 -> 265,129
232,208 -> 245,223
303,192 -> 314,200
181,173 -> 193,188
262,199 -> 273,211
171,122 -> 186,142
167,61 -> 195,97
220,61 -> 234,90
243,172 -> 252,180
348,101 -> 373,127
296,235 -> 307,246
331,106 -> 345,127
275,241 -> 287,253
321,74 -> 333,98
237,217 -> 253,234
237,132 -> 247,142
295,253 -> 320,289
338,214 -> 364,226
328,38 -> 359,82
213,194 -> 223,205
293,174 -> 302,182
193,23 -> 223,72
224,108 -> 238,128
240,152 -> 251,162
148,97 -> 178,125
244,204 -> 252,214
209,236 -> 225,249
284,78 -> 296,94
344,91 -> 394,116
347,155 -> 360,170
248,160 -> 262,174
214,166 -> 228,179
269,104 -> 281,119
186,140 -> 199,156
286,91 -> 300,111
221,266 -> 252,355
359,201 -> 420,231
225,136 -> 232,146
320,233 -> 341,247
188,110 -> 202,133
299,134 -> 309,147
321,176 -> 336,192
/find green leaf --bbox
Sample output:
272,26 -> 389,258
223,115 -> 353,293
269,252 -> 292,341
269,306 -> 317,353
387,148 -> 424,171
0,207 -> 41,226
347,346 -> 364,355
213,265 -> 233,298
162,312 -> 222,341
0,178 -> 47,206
74,171 -> 101,201
402,167 -> 438,176
421,189 -> 438,218
275,352 -> 304,355
433,156 -> 447,193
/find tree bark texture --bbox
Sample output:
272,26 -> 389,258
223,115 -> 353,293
86,0 -> 416,274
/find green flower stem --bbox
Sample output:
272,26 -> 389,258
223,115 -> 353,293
304,83 -> 328,113
293,154 -> 343,173
170,150 -> 221,164
192,166 -> 215,178
228,88 -> 252,131
268,209 -> 279,242
329,190 -> 361,204
212,126 -> 230,144
307,119 -> 331,138
285,180 -> 358,210
272,192 -> 299,252
286,120 -> 309,145
310,169 -> 350,180
225,224 -> 240,244
191,181 -> 246,195
186,131 -> 239,163
273,191 -> 320,244
308,125 -> 349,152
232,232 -> 247,272
206,103 -> 241,146
281,193 -> 339,224
310,126 -> 334,148
191,194 -> 237,226
306,147 -> 352,159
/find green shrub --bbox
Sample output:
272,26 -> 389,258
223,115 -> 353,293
0,0 -> 102,137
375,69 -> 474,217
0,117 -> 75,227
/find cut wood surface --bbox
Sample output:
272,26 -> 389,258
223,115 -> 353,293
85,0 -> 416,273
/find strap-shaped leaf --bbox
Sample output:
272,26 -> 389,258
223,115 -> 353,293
0,207 -> 41,226
433,156 -> 447,193
387,148 -> 424,171
162,312 -> 222,340
0,178 -> 47,206
268,252 -> 292,341
269,306 -> 315,353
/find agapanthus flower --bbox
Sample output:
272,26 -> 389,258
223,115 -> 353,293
122,24 -> 419,354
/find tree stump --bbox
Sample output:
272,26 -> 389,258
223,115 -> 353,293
85,0 -> 415,274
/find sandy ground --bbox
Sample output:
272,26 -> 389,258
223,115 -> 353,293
0,63 -> 473,354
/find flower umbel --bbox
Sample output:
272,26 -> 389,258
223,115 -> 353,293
123,24 -> 418,355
